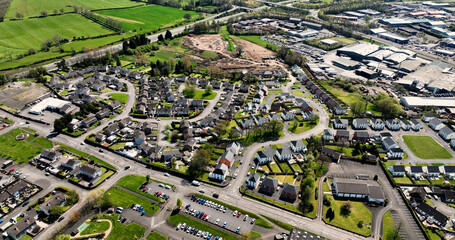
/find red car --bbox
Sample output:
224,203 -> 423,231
237,212 -> 242,218
7,169 -> 14,174
202,214 -> 207,220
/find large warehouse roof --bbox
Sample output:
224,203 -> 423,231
338,43 -> 380,58
400,97 -> 455,108
29,98 -> 72,114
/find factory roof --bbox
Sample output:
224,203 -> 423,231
338,43 -> 380,58
400,97 -> 455,108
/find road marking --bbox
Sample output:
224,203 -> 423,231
153,221 -> 165,228
151,217 -> 155,227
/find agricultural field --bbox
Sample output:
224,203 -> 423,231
5,0 -> 143,19
96,5 -> 198,32
402,135 -> 452,159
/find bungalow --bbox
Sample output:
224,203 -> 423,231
218,151 -> 235,167
281,112 -> 294,121
39,192 -> 66,215
290,140 -> 307,153
134,130 -> 146,145
389,165 -> 406,177
59,157 -> 81,170
401,119 -> 411,131
410,118 -> 421,131
353,131 -> 370,142
162,149 -> 182,162
79,165 -> 102,179
6,180 -> 28,198
252,92 -> 264,104
275,147 -> 292,161
429,118 -> 444,131
386,119 -> 401,131
439,126 -> 455,141
118,117 -> 132,128
335,130 -> 350,142
108,100 -> 122,111
352,118 -> 369,130
409,166 -> 425,179
156,107 -> 172,117
333,105 -> 347,115
192,99 -> 204,107
426,166 -> 441,178
269,114 -> 281,121
208,163 -> 229,181
41,149 -> 62,162
246,173 -> 260,189
332,178 -> 385,203
7,216 -> 36,240
271,103 -> 281,112
443,165 -> 455,179
442,191 -> 455,203
80,114 -> 97,128
96,109 -> 111,120
174,107 -> 189,116
175,99 -> 188,108
415,203 -> 448,227
256,147 -> 275,165
370,118 -> 385,130
280,183 -> 299,202
226,142 -> 240,155
382,137 -> 398,150
387,148 -> 404,159
322,129 -> 334,142
321,147 -> 342,162
333,118 -> 348,129
253,116 -> 269,126
421,113 -> 436,123
259,177 -> 279,195
451,139 -> 455,149
241,119 -> 254,129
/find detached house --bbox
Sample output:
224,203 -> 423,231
352,118 -> 368,130
387,148 -> 404,159
256,147 -> 275,165
389,165 -> 405,177
429,118 -> 444,131
382,137 -> 398,150
335,130 -> 350,142
353,131 -> 370,142
39,192 -> 66,215
421,113 -> 436,123
439,126 -> 455,141
79,165 -> 102,179
401,119 -> 411,131
290,140 -> 307,153
275,147 -> 292,161
246,173 -> 260,189
7,216 -> 36,240
410,119 -> 421,131
226,142 -> 240,155
386,119 -> 401,131
218,151 -> 235,167
208,163 -> 229,181
409,166 -> 425,179
370,118 -> 385,130
322,129 -> 334,142
426,166 -> 441,178
281,112 -> 294,121
280,183 -> 299,202
443,166 -> 455,180
333,118 -> 348,129
259,177 -> 278,195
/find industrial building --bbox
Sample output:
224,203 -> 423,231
435,49 -> 455,56
377,32 -> 409,44
320,39 -> 340,46
332,57 -> 361,70
379,18 -> 413,26
337,43 -> 380,61
29,98 -> 76,115
370,28 -> 387,35
300,21 -> 322,30
357,9 -> 381,16
400,97 -> 455,108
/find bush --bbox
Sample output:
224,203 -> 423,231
357,221 -> 363,228
326,207 -> 335,221
340,201 -> 352,217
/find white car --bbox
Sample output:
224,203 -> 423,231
164,173 -> 170,177
233,210 -> 238,216
215,219 -> 220,225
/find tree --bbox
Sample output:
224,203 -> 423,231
50,205 -> 65,218
183,13 -> 192,21
15,12 -> 23,19
53,9 -> 58,15
351,101 -> 364,116
59,8 -> 64,14
133,51 -> 147,66
66,190 -> 79,205
326,207 -> 335,221
188,149 -> 211,177
165,30 -> 173,40
340,201 -> 352,216
213,120 -> 228,137
267,120 -> 284,137
56,234 -> 71,240
177,198 -> 182,207
40,11 -> 48,17
205,85 -> 213,95
146,175 -> 150,183
157,34 -> 164,42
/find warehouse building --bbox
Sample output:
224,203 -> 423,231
357,9 -> 381,16
400,97 -> 455,108
320,39 -> 340,46
300,21 -> 322,30
29,98 -> 75,115
332,57 -> 361,70
332,178 -> 385,203
377,32 -> 409,44
344,11 -> 365,18
435,49 -> 455,56
337,43 -> 380,61
379,18 -> 413,26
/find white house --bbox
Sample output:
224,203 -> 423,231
401,119 -> 411,131
352,118 -> 368,130
387,148 -> 404,159
382,137 -> 398,150
79,165 -> 102,179
389,165 -> 405,177
252,92 -> 264,104
443,165 -> 455,179
422,113 -> 436,123
386,119 -> 401,131
370,118 -> 385,130
253,116 -> 269,126
409,166 -> 425,179
290,140 -> 307,153
275,147 -> 292,161
439,126 -> 455,141
256,147 -> 275,165
208,163 -> 229,181
322,129 -> 334,142
333,118 -> 348,129
429,118 -> 445,131
451,139 -> 455,149
410,118 -> 421,131
426,166 -> 441,178
226,142 -> 240,155
269,114 -> 281,121
281,112 -> 294,121
246,173 -> 260,189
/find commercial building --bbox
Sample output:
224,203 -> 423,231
320,39 -> 339,46
337,43 -> 379,61
377,32 -> 409,44
400,97 -> 455,108
332,57 -> 361,70
379,18 -> 413,26
332,178 -> 385,203
300,21 -> 322,30
28,98 -> 75,115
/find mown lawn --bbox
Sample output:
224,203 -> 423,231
115,175 -> 165,202
0,133 -> 43,164
94,213 -> 145,240
323,195 -> 372,236
32,137 -> 53,149
183,89 -> 216,100
168,214 -> 238,240
146,232 -> 167,240
402,135 -> 452,159
382,211 -> 400,240
393,176 -> 413,185
80,220 -> 110,236
96,5 -> 197,32
105,187 -> 160,215
288,119 -> 319,134
109,93 -> 128,104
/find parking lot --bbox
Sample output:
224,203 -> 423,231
143,180 -> 176,201
183,195 -> 255,235
118,207 -> 152,226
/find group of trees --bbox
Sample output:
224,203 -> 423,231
54,114 -> 73,132
41,34 -> 68,52
188,148 -> 212,177
149,59 -> 174,76
191,21 -> 221,34
122,34 -> 149,54
147,0 -> 231,13
77,6 -> 123,32
373,93 -> 404,118
276,47 -> 305,67
73,51 -> 121,69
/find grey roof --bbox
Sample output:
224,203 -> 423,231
258,147 -> 275,158
281,183 -> 299,195
444,165 -> 455,173
383,137 -> 396,146
290,140 -> 306,149
355,131 -> 369,138
335,178 -> 370,195
389,148 -> 403,153
391,165 -> 405,172
401,119 -> 410,125
337,130 -> 350,137
248,173 -> 260,183
371,118 -> 384,124
277,147 -> 292,156
439,126 -> 453,136
334,118 -> 348,125
411,118 -> 420,125
220,151 -> 234,161
40,192 -> 65,212
7,216 -> 36,237
429,118 -> 443,126
427,166 -> 440,173
354,118 -> 369,125
213,163 -> 229,175
411,166 -> 423,173
80,165 -> 100,175
262,177 -> 278,188
416,202 -> 448,225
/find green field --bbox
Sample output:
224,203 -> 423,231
382,211 -> 401,240
80,220 -> 110,236
5,0 -> 143,19
94,214 -> 145,240
105,187 -> 160,215
235,35 -> 278,51
0,132 -> 43,164
115,175 -> 162,202
0,14 -> 113,59
323,196 -> 372,236
183,89 -> 216,100
32,137 -> 54,149
108,93 -> 128,104
288,119 -> 319,134
402,135 -> 452,159
146,232 -> 167,240
96,5 -> 197,32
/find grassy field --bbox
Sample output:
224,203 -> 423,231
402,135 -> 452,159
94,213 -> 145,240
393,176 -> 413,185
146,232 -> 167,240
80,220 -> 110,236
334,37 -> 356,45
115,175 -> 162,202
235,35 -> 278,51
382,211 -> 401,240
168,214 -> 237,240
183,89 -> 216,100
323,196 -> 372,236
32,137 -> 53,149
109,93 -> 128,103
105,187 -> 160,215
5,0 -> 143,19
0,51 -> 68,70
288,119 -> 319,134
96,5 -> 197,32
0,14 -> 113,60
0,132 -> 43,164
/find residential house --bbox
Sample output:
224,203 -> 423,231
443,165 -> 455,179
281,112 -> 294,121
415,203 -> 448,227
162,149 -> 182,162
409,166 -> 425,179
382,137 -> 398,150
41,149 -> 62,162
352,118 -> 369,130
0,174 -> 12,188
280,183 -> 299,202
79,165 -> 102,179
96,109 -> 111,120
7,216 -> 36,240
439,126 -> 455,141
191,99 -> 204,108
246,173 -> 260,189
426,166 -> 441,178
174,107 -> 189,116
401,119 -> 411,131
253,115 -> 269,126
59,156 -> 81,170
259,177 -> 279,195
6,180 -> 28,198
118,117 -> 132,128
451,139 -> 455,149
95,133 -> 106,142
256,147 -> 275,165
353,131 -> 370,142
387,148 -> 404,159
429,118 -> 444,131
275,146 -> 292,161
134,130 -> 146,145
39,192 -> 66,215
208,163 -> 229,181
218,151 -> 235,167
290,140 -> 307,153
421,113 -> 436,123
333,118 -> 348,129
156,107 -> 172,117
270,103 -> 281,112
252,92 -> 264,104
386,119 -> 401,131
80,114 -> 97,128
335,130 -> 350,142
411,118 -> 421,131
321,147 -> 342,162
322,129 -> 334,142
103,125 -> 118,137
108,100 -> 122,111
389,165 -> 406,177
370,118 -> 385,130
226,142 -> 240,155
241,119 -> 254,129
442,191 -> 455,203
